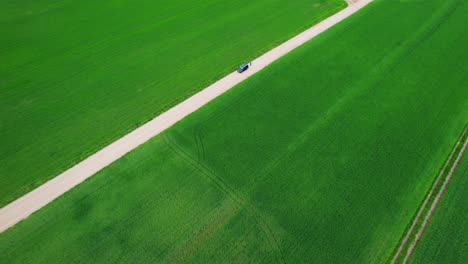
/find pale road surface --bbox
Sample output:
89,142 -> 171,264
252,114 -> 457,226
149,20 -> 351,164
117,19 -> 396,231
0,0 -> 373,233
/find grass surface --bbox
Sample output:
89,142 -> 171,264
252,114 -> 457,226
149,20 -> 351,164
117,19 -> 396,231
409,153 -> 468,264
0,0 -> 346,206
1,0 -> 468,263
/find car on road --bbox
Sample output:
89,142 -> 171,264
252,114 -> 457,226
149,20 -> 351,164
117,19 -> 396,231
237,63 -> 250,73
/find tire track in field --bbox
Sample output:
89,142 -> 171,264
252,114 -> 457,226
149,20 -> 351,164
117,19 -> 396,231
390,125 -> 468,264
163,132 -> 285,263
402,128 -> 468,264
161,134 -> 242,206
163,132 -> 286,263
162,132 -> 286,263
387,0 -> 465,261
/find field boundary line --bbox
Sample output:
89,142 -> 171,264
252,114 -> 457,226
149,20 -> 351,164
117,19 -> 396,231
0,0 -> 373,233
390,125 -> 468,264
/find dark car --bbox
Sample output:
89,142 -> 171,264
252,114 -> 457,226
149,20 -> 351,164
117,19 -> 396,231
237,63 -> 250,73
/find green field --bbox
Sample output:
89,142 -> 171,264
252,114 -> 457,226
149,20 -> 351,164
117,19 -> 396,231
0,0 -> 346,206
1,0 -> 468,263
409,154 -> 468,264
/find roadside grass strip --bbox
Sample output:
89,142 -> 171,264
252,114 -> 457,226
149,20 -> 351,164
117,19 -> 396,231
390,124 -> 468,264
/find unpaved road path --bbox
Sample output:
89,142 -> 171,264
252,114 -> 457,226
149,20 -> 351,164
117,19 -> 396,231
0,0 -> 373,233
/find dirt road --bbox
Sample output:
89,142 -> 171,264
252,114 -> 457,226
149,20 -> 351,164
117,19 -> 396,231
0,0 -> 373,233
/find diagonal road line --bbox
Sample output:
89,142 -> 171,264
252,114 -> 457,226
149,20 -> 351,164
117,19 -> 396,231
0,0 -> 373,233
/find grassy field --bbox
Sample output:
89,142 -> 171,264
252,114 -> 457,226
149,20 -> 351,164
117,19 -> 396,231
0,0 -> 346,206
409,154 -> 468,264
1,0 -> 468,263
